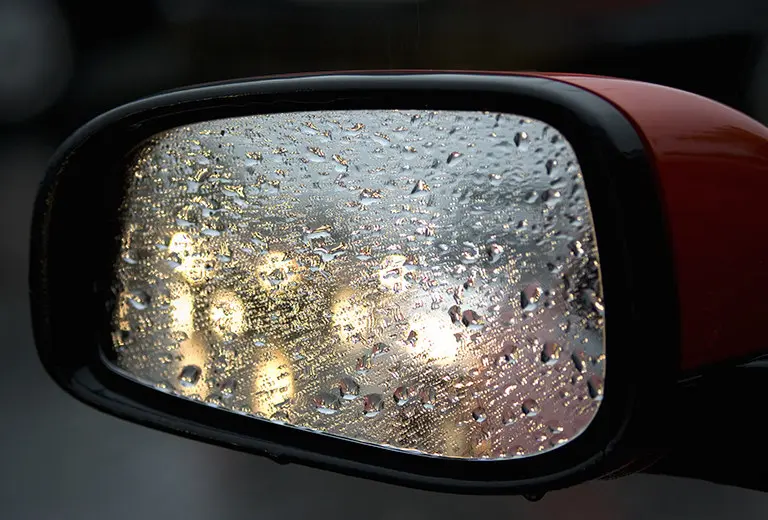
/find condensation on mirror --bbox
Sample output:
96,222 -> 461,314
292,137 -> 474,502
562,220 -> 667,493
110,109 -> 606,459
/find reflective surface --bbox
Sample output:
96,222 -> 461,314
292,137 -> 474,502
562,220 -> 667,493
110,109 -> 605,459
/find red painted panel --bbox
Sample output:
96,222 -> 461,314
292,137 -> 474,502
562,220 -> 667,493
541,74 -> 768,372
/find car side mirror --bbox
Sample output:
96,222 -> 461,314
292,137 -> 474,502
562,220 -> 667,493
30,72 -> 768,495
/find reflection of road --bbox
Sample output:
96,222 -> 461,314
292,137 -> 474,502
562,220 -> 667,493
6,136 -> 768,520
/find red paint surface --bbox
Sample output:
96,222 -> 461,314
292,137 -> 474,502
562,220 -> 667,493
540,74 -> 768,372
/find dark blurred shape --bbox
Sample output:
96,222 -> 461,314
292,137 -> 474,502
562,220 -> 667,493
750,42 -> 768,123
0,0 -> 72,123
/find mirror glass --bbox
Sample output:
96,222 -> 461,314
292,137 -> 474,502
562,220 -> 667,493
109,109 -> 605,459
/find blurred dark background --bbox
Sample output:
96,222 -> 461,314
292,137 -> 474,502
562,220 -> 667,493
2,0 -> 768,518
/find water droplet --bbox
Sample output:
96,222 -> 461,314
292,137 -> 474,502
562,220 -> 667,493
569,240 -> 585,257
411,180 -> 430,195
178,365 -> 201,387
393,386 -> 413,406
486,242 -> 504,263
356,353 -> 372,373
359,188 -> 383,205
339,377 -> 360,400
521,284 -> 542,311
498,340 -> 519,365
113,328 -> 132,347
127,290 -> 150,310
587,375 -> 604,400
522,398 -> 539,416
419,387 -> 436,409
550,435 -> 569,447
547,260 -> 563,274
571,350 -> 588,373
206,394 -> 224,407
583,289 -> 605,316
514,131 -> 529,149
547,420 -> 564,433
502,410 -> 517,425
313,391 -> 342,414
270,410 -> 290,423
472,407 -> 487,423
488,173 -> 503,186
363,393 -> 385,417
219,379 -> 237,398
446,151 -> 463,164
541,342 -> 562,365
371,342 -> 390,357
542,189 -> 562,208
460,242 -> 481,264
461,309 -> 483,329
545,159 -> 558,175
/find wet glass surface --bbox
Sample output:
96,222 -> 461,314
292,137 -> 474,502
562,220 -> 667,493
110,110 -> 605,459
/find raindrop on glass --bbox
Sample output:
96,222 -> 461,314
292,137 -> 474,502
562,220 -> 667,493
461,309 -> 483,329
411,180 -> 430,195
542,189 -> 562,208
587,375 -> 604,400
339,377 -> 361,400
547,420 -> 564,433
502,410 -> 517,426
446,151 -> 463,164
371,342 -> 390,357
419,387 -> 436,410
393,386 -> 413,406
449,305 -> 462,324
569,240 -> 585,257
541,342 -> 562,365
521,284 -> 542,312
545,159 -> 558,175
363,393 -> 385,417
178,365 -> 201,388
127,290 -> 150,310
219,378 -> 237,398
313,391 -> 342,414
356,354 -> 372,373
571,350 -> 588,373
486,242 -> 504,263
522,398 -> 540,416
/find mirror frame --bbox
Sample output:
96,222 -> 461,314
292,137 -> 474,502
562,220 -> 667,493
30,72 -> 679,494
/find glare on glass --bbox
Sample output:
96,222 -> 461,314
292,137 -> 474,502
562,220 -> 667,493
110,109 -> 606,459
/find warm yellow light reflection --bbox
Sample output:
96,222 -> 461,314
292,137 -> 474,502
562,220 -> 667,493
176,332 -> 210,397
253,250 -> 302,291
170,286 -> 195,338
168,232 -> 195,255
331,288 -> 371,343
168,232 -> 214,285
378,254 -> 410,292
251,349 -> 295,417
409,316 -> 460,365
209,290 -> 247,338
